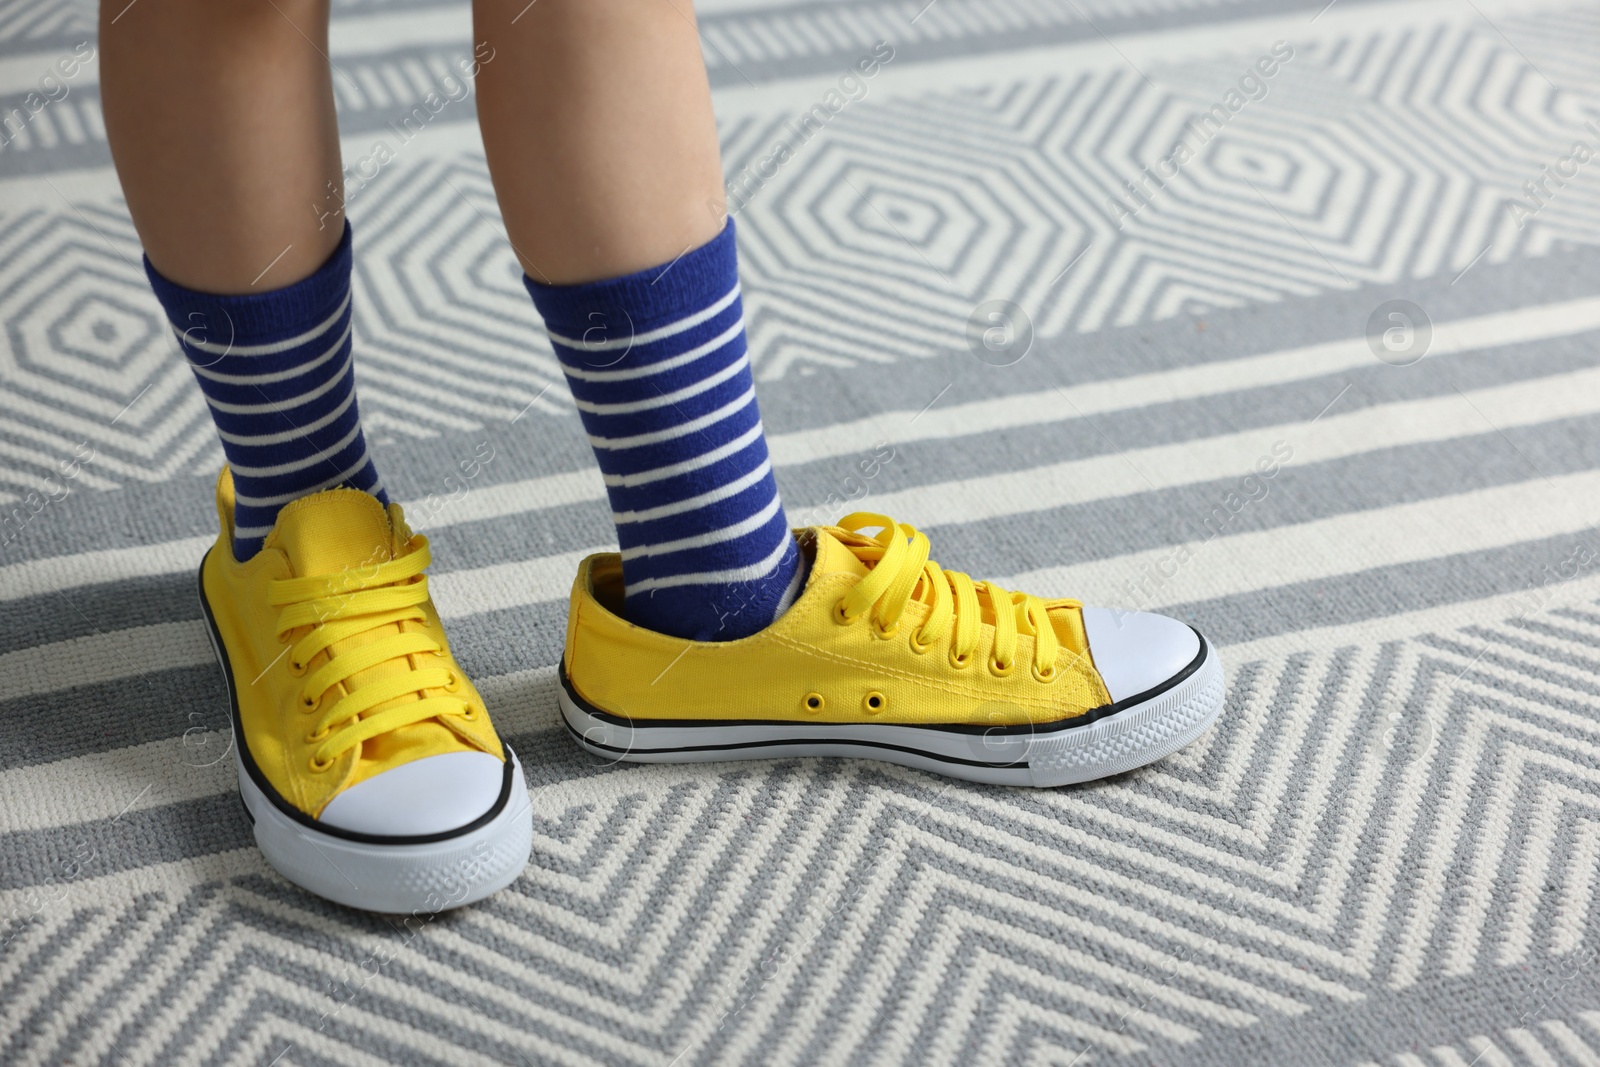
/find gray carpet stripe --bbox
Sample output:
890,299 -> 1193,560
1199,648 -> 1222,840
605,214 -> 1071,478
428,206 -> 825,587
1117,969 -> 1600,1067
8,0 -> 1600,1060
7,573 -> 1600,890
2,241 -> 1596,568
1171,530 -> 1600,650
4,460 -> 1597,774
7,404 -> 1599,657
0,600 -> 568,770
6,288 -> 1597,590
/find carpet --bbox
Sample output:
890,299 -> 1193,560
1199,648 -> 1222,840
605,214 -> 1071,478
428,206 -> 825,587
4,0 -> 1600,1063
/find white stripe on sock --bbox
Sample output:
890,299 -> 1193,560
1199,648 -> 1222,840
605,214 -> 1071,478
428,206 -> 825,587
173,289 -> 351,357
188,321 -> 352,385
225,421 -> 364,478
201,361 -> 351,416
573,353 -> 750,416
545,282 -> 740,353
233,451 -> 378,511
214,388 -> 356,447
588,387 -> 755,451
625,529 -> 793,594
557,319 -> 745,383
602,422 -> 765,489
612,459 -> 773,525
619,493 -> 782,560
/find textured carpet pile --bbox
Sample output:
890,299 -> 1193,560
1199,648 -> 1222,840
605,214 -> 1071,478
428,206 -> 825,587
4,0 -> 1600,1063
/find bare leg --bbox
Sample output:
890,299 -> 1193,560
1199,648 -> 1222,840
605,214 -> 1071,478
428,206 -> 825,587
100,0 -> 344,292
472,0 -> 725,284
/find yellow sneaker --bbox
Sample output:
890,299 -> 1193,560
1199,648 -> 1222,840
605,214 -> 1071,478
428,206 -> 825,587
559,513 -> 1224,787
198,469 -> 532,912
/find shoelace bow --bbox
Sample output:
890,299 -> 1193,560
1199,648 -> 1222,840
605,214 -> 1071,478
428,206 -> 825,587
832,513 -> 1076,681
267,537 -> 469,770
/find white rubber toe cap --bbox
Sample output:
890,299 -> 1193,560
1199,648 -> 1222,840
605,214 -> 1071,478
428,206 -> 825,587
1081,607 -> 1202,704
318,751 -> 506,836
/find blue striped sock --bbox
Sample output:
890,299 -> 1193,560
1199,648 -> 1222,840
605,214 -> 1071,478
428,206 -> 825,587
526,219 -> 805,642
144,223 -> 387,560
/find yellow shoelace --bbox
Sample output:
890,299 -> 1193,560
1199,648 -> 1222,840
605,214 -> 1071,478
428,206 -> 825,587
267,538 -> 469,770
832,513 -> 1074,681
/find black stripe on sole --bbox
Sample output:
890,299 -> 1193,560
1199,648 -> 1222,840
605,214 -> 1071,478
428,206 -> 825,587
559,711 -> 1030,770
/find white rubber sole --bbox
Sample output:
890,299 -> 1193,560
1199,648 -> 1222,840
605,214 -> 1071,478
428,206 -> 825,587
198,554 -> 533,914
234,747 -> 534,914
559,639 -> 1226,788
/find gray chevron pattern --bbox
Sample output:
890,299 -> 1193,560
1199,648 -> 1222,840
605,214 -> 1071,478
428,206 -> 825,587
7,612 -> 1600,1065
6,0 -> 1600,1063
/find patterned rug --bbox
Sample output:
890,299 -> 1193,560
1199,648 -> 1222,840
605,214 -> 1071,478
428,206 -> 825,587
5,0 -> 1600,1062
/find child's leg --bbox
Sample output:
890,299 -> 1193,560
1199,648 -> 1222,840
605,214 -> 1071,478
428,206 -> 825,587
475,0 -> 804,641
473,0 -> 723,285
102,0 -> 385,557
100,1 -> 533,906
101,0 -> 342,291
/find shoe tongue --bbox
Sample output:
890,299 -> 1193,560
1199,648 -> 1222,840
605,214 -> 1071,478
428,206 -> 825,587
266,489 -> 459,775
266,489 -> 396,575
812,527 -> 871,579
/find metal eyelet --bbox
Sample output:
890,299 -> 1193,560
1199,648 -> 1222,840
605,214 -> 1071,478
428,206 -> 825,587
1032,663 -> 1058,683
833,600 -> 857,625
444,670 -> 462,693
299,692 -> 317,711
908,631 -> 933,655
949,649 -> 972,670
989,657 -> 1015,678
461,707 -> 478,722
803,692 -> 825,713
305,726 -> 329,743
872,618 -> 899,640
309,755 -> 333,772
288,660 -> 307,677
862,691 -> 886,715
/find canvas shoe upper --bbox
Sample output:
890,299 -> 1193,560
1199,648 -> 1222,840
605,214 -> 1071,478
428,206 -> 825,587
199,468 -> 531,911
558,513 -> 1225,787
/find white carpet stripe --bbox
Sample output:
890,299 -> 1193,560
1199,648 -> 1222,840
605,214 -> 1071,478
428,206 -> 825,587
0,536 -> 213,603
1198,568 -> 1600,672
545,282 -> 740,353
1004,468 -> 1600,611
9,564 -> 1600,839
7,465 -> 1598,716
2,619 -> 211,707
171,290 -> 351,357
0,549 -> 595,707
768,295 -> 1600,468
7,355 -> 1600,603
0,735 -> 235,835
861,362 -> 1600,528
